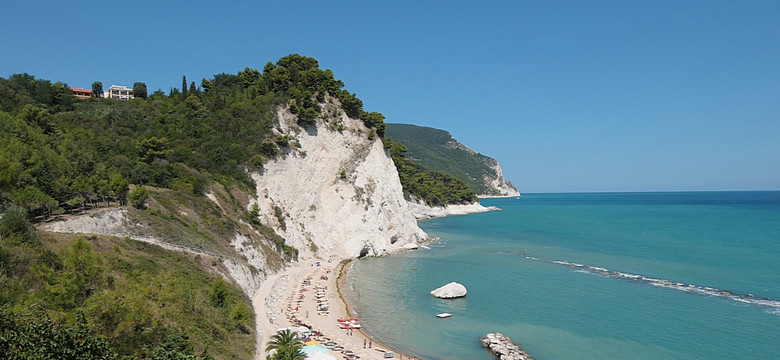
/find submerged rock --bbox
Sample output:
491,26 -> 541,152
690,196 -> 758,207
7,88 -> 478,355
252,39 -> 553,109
430,282 -> 467,298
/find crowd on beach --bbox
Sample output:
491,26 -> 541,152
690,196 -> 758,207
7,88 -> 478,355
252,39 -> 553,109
273,257 -> 418,360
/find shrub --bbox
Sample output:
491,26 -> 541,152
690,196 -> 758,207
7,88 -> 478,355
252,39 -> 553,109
128,186 -> 149,209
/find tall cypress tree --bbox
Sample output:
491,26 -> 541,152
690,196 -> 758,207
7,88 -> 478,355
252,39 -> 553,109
181,75 -> 188,98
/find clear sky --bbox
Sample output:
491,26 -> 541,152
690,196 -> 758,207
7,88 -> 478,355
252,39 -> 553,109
3,1 -> 779,193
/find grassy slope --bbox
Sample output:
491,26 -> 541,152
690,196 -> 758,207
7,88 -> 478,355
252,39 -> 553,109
1,231 -> 255,359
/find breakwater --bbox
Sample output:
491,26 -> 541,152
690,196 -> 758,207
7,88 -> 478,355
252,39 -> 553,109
481,333 -> 533,360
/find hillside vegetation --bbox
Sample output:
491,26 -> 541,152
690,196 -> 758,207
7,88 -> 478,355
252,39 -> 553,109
0,54 -> 389,359
385,123 -> 517,196
0,54 -> 385,218
0,209 -> 253,359
0,54 -> 483,358
383,137 -> 477,206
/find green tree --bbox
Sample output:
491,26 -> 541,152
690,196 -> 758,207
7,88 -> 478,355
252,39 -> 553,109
238,67 -> 260,88
149,330 -> 201,360
248,203 -> 261,225
0,308 -> 115,360
209,277 -> 229,308
264,329 -> 305,360
200,78 -> 212,93
137,136 -> 173,164
230,302 -> 251,330
128,186 -> 148,209
0,154 -> 19,197
0,204 -> 39,245
55,238 -> 105,307
181,75 -> 188,98
108,173 -> 129,206
9,186 -> 54,220
133,82 -> 147,99
268,67 -> 290,93
91,81 -> 103,98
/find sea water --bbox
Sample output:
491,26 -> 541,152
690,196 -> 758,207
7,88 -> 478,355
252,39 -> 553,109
343,192 -> 780,359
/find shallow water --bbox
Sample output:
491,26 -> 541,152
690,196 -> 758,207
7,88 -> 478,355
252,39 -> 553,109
343,192 -> 780,359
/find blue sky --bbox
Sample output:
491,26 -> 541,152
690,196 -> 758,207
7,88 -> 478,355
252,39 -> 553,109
3,1 -> 779,193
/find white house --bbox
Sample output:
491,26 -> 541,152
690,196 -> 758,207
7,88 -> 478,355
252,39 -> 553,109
104,85 -> 134,100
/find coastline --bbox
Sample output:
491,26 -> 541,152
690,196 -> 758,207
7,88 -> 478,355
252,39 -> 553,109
254,256 -> 418,360
335,260 -> 414,359
407,201 -> 499,220
253,201 -> 505,359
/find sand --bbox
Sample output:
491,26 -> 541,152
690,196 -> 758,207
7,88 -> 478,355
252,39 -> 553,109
254,255 -> 418,360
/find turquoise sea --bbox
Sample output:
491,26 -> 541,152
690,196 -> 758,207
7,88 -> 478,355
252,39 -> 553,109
343,192 -> 780,359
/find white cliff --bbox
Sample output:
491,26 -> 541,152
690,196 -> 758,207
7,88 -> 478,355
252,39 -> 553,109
250,104 -> 427,260
480,157 -> 520,198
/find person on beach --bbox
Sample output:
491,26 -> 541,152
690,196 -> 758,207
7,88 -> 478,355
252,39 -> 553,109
364,339 -> 366,348
369,340 -> 372,348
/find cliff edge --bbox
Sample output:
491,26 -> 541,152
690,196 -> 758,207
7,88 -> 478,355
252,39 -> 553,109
250,102 -> 427,259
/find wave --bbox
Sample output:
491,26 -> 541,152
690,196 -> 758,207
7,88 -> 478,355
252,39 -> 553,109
548,259 -> 780,313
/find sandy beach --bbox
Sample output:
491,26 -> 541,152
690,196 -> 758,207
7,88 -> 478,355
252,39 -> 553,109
254,255 -> 418,360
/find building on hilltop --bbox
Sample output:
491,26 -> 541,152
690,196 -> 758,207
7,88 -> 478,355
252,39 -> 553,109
70,87 -> 93,100
104,85 -> 134,100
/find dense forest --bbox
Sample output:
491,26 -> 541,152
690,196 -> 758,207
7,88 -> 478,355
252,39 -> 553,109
383,138 -> 477,206
385,123 -> 514,196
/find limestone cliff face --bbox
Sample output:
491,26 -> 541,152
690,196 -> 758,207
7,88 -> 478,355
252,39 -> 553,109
250,106 -> 427,259
480,157 -> 520,198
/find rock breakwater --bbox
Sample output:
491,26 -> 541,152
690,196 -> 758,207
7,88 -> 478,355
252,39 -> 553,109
481,333 -> 533,360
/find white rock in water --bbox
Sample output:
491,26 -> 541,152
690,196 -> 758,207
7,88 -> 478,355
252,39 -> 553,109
430,282 -> 467,298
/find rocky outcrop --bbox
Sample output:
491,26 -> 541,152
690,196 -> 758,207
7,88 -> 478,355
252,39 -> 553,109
481,333 -> 533,360
250,102 -> 427,260
407,201 -> 499,220
479,157 -> 520,198
430,282 -> 467,299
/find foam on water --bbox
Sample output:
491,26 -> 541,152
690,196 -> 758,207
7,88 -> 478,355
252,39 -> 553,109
546,258 -> 780,313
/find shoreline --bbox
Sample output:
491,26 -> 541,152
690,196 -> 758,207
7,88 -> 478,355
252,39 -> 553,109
335,260 -> 415,359
254,256 -> 419,360
407,201 -> 500,220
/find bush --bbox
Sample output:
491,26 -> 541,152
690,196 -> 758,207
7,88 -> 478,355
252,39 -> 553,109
0,204 -> 39,245
128,186 -> 149,209
209,278 -> 230,308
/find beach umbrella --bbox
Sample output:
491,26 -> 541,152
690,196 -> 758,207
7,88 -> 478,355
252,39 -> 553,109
302,345 -> 331,356
306,351 -> 337,360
